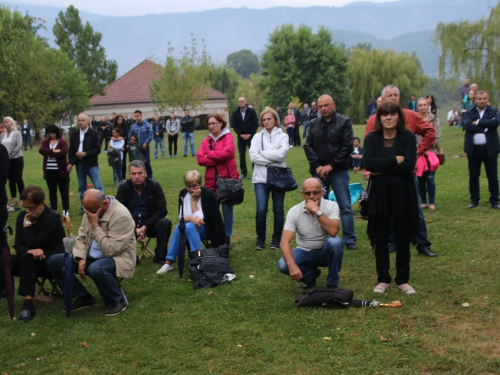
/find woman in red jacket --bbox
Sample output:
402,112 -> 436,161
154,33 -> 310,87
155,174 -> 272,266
197,114 -> 239,246
38,125 -> 70,216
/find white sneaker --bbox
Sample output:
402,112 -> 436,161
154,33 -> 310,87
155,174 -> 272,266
156,263 -> 174,274
63,210 -> 70,216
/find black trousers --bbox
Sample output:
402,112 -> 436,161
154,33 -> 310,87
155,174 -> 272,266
237,136 -> 253,176
373,215 -> 411,285
293,124 -> 301,146
468,146 -> 499,205
11,252 -> 51,297
45,170 -> 69,212
8,157 -> 25,199
168,134 -> 178,156
146,218 -> 172,261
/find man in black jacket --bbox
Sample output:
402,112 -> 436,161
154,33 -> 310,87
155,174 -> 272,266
181,110 -> 195,157
304,94 -> 357,250
231,97 -> 258,178
151,114 -> 165,159
68,113 -> 104,215
116,160 -> 172,264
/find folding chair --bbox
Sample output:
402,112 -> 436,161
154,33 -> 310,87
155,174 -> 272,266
138,237 -> 155,260
34,274 -> 62,303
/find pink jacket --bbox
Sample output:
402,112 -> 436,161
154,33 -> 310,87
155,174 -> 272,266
197,129 -> 239,190
416,152 -> 440,177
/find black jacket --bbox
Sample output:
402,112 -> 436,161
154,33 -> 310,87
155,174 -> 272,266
115,178 -> 168,232
14,206 -> 65,259
151,121 -> 165,139
179,186 -> 226,247
463,105 -> 500,156
68,127 -> 101,168
231,106 -> 258,137
181,116 -> 195,133
304,112 -> 354,173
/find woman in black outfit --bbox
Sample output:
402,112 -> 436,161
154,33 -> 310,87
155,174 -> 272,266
39,125 -> 70,215
363,102 -> 419,295
426,94 -> 437,116
113,114 -> 129,178
11,185 -> 65,322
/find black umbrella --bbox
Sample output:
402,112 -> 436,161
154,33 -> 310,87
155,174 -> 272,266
2,225 -> 14,320
177,216 -> 187,278
62,216 -> 75,317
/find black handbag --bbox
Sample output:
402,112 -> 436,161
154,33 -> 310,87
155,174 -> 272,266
262,133 -> 297,192
210,139 -> 244,205
359,180 -> 371,219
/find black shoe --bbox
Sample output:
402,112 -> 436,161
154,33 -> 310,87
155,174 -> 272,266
388,243 -> 397,253
105,299 -> 127,316
327,286 -> 338,291
418,246 -> 437,257
152,257 -> 164,265
240,174 -> 246,179
255,241 -> 264,250
492,204 -> 500,209
346,243 -> 358,251
301,268 -> 321,289
19,307 -> 36,323
467,203 -> 478,208
72,296 -> 96,311
270,239 -> 280,250
226,237 -> 232,250
183,155 -> 187,157
78,209 -> 84,216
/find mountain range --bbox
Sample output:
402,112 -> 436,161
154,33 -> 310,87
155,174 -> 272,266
4,0 -> 490,77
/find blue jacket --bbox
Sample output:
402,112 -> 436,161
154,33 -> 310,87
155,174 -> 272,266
129,120 -> 154,145
463,105 -> 500,156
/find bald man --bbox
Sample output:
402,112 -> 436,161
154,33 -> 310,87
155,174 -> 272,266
47,190 -> 136,316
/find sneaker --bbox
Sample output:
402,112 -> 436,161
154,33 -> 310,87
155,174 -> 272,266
346,243 -> 358,251
156,263 -> 174,274
270,240 -> 280,250
255,241 -> 265,251
72,296 -> 96,311
104,299 -> 127,316
62,210 -> 70,216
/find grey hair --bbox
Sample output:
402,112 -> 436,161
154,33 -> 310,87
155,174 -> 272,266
78,113 -> 90,121
96,191 -> 106,205
129,160 -> 146,170
381,85 -> 400,97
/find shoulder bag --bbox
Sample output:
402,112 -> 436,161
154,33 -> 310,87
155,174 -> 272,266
262,133 -> 298,192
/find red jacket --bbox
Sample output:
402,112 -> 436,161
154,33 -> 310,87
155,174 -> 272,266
39,137 -> 70,179
197,130 -> 239,190
365,108 -> 436,157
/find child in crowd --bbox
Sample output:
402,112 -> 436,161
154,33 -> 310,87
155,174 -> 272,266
351,136 -> 363,173
284,109 -> 295,147
128,134 -> 145,163
109,128 -> 125,185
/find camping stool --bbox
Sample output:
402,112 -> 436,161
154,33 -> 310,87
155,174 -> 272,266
138,237 -> 155,260
115,277 -> 128,306
34,276 -> 62,303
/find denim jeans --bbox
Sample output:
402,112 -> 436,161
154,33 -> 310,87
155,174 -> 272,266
153,137 -> 165,158
183,132 -> 195,156
277,236 -> 344,288
302,121 -> 309,138
166,222 -> 207,262
321,170 -> 357,245
418,171 -> 436,205
47,254 -> 122,308
76,162 -> 104,208
287,127 -> 294,146
210,190 -> 233,238
254,183 -> 285,242
113,161 -> 123,182
22,134 -> 32,150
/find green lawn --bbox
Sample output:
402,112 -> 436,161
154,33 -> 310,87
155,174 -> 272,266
1,119 -> 499,374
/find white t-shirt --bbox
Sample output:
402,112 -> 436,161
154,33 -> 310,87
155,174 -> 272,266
180,193 -> 204,220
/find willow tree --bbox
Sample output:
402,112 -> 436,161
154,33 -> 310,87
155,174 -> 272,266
435,3 -> 500,96
347,48 -> 428,123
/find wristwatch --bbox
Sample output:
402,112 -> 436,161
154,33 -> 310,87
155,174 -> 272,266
316,210 -> 324,217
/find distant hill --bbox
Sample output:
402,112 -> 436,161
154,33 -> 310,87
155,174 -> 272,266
4,0 -> 489,77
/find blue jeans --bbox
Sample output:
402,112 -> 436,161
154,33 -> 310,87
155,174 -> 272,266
22,134 -> 32,150
210,190 -> 233,238
321,170 -> 357,245
418,171 -> 436,205
153,137 -> 165,158
254,183 -> 285,242
166,222 -> 208,262
287,127 -> 294,145
113,161 -> 123,182
47,254 -> 122,308
76,162 -> 104,208
277,236 -> 344,288
302,121 -> 308,138
183,132 -> 195,156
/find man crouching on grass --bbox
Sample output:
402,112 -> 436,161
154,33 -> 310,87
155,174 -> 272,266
277,178 -> 344,290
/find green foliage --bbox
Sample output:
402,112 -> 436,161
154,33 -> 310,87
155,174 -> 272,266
234,74 -> 267,115
150,36 -> 212,113
435,3 -> 500,97
226,49 -> 260,78
207,64 -> 241,114
53,5 -> 117,96
347,48 -> 428,123
261,24 -> 350,112
0,6 -> 89,127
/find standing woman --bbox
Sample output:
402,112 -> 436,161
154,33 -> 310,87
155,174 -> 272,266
363,102 -> 419,295
416,98 -> 441,210
426,95 -> 437,116
39,125 -> 70,215
249,108 -> 289,250
1,117 -> 25,208
197,114 -> 239,245
113,114 -> 129,179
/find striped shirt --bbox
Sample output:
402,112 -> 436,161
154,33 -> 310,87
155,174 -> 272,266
46,141 -> 59,170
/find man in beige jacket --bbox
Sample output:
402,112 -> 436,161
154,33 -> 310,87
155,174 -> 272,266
48,190 -> 136,316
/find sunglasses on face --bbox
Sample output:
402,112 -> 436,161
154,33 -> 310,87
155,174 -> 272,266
302,190 -> 323,197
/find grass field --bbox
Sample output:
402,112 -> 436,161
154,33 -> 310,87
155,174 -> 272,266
1,114 -> 500,374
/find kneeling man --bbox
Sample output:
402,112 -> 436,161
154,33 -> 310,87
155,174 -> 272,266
48,189 -> 136,316
277,178 -> 344,289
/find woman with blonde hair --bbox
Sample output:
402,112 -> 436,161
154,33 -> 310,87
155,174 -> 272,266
1,117 -> 25,208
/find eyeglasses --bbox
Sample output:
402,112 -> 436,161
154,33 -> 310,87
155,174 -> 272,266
24,204 -> 39,210
207,122 -> 219,126
302,190 -> 323,197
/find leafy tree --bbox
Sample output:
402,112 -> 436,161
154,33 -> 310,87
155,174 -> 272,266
235,74 -> 267,115
347,48 -> 428,123
53,5 -> 117,96
435,3 -> 500,98
150,36 -> 211,112
226,49 -> 260,78
260,24 -> 350,112
207,65 -> 242,114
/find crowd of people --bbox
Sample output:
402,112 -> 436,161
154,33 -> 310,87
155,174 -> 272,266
0,80 -> 498,323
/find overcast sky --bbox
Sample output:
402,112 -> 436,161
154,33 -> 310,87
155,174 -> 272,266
7,0 -> 398,16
